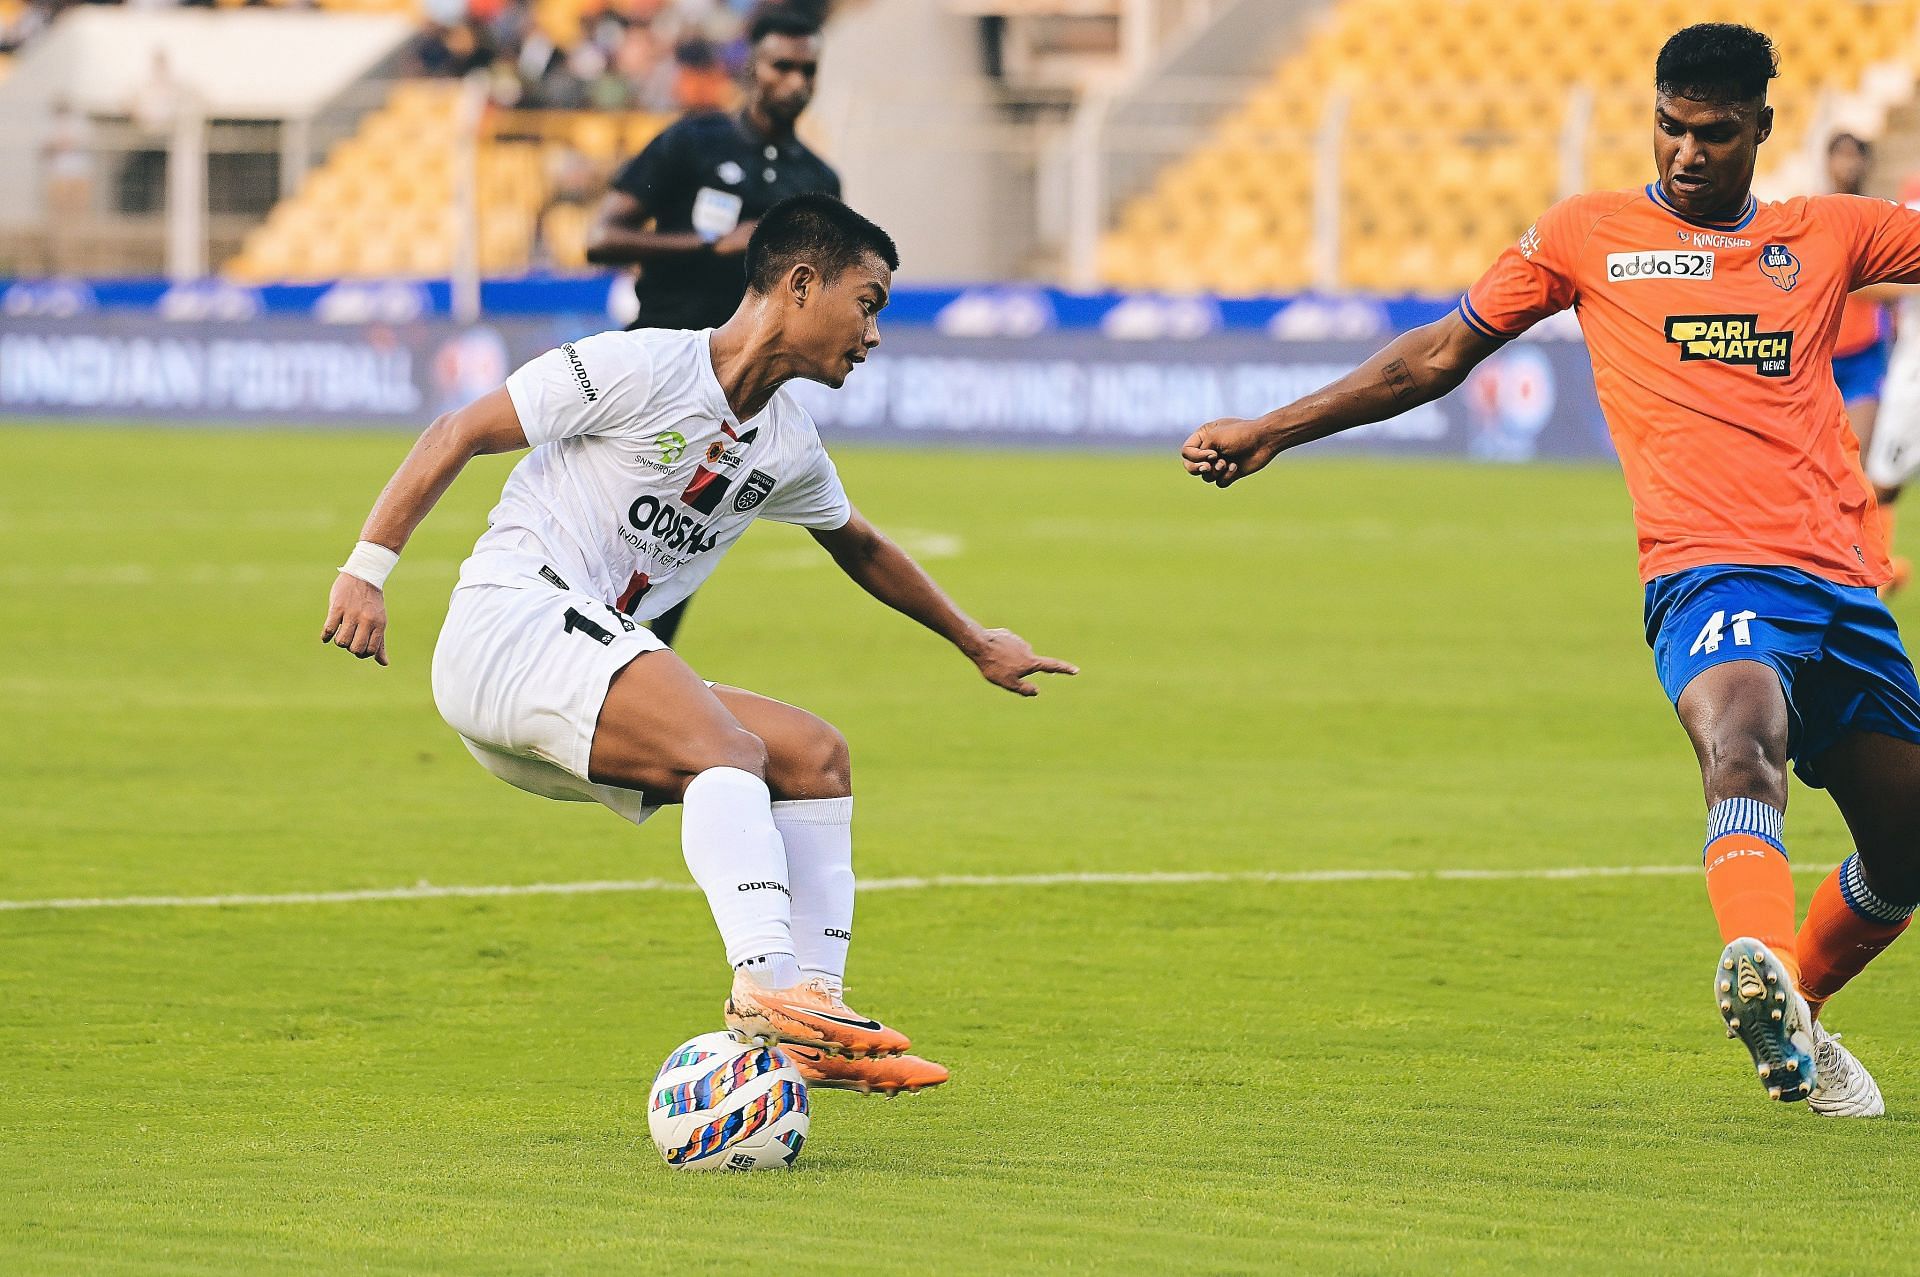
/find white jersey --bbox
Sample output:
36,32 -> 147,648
459,327 -> 852,618
1869,294 -> 1920,490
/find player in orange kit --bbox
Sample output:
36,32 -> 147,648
1825,132 -> 1912,594
1182,24 -> 1920,1116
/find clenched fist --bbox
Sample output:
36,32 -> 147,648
1179,418 -> 1283,489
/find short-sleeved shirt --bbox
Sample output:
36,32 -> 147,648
459,327 -> 852,618
1461,184 -> 1920,586
610,111 -> 841,331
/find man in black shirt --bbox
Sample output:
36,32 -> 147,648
584,5 -> 842,644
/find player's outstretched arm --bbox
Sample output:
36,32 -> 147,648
1180,310 -> 1503,488
811,510 -> 1078,697
321,387 -> 530,666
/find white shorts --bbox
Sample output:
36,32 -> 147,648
1868,333 -> 1920,491
431,580 -> 665,825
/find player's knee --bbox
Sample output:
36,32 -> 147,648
1702,737 -> 1788,808
652,727 -> 768,800
802,719 -> 852,797
705,727 -> 769,780
764,715 -> 851,800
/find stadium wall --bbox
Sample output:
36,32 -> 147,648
0,278 -> 1607,463
810,0 -> 1012,284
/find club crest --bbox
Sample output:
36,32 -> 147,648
734,469 -> 776,513
1759,244 -> 1800,292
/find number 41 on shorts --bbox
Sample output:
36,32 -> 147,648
1690,609 -> 1758,656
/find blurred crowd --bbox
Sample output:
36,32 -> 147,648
411,0 -> 831,113
2,0 -> 832,118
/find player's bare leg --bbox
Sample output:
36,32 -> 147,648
589,655 -> 909,1060
1677,661 -> 1817,1101
1677,660 -> 1792,813
1789,731 -> 1920,1116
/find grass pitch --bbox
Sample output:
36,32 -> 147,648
5,426 -> 1920,1273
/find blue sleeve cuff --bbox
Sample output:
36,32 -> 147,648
1456,295 -> 1514,341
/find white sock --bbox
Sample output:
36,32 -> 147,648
773,796 -> 855,994
680,767 -> 799,981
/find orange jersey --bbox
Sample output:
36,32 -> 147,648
1462,185 -> 1920,586
1834,291 -> 1887,358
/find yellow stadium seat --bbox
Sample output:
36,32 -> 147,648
226,78 -> 635,280
1101,0 -> 1920,294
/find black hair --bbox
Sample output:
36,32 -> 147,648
748,4 -> 822,45
745,194 -> 899,294
1656,23 -> 1778,104
1829,131 -> 1871,156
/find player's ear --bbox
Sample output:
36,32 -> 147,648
1756,104 -> 1773,146
788,263 -> 815,307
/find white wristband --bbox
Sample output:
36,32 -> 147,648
338,540 -> 399,590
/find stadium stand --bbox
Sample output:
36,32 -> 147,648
225,0 -> 791,279
1098,0 -> 1920,295
226,81 -> 668,279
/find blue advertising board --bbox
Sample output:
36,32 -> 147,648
0,310 -> 1610,463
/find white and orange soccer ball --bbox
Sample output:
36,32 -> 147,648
647,1031 -> 810,1171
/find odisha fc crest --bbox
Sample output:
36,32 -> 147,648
734,469 -> 776,513
1759,243 -> 1800,292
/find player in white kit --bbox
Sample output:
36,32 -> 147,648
321,196 -> 1075,1093
1868,274 -> 1920,595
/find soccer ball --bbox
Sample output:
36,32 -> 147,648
647,1031 -> 810,1171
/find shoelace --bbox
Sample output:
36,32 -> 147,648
802,976 -> 850,1008
1814,1033 -> 1855,1089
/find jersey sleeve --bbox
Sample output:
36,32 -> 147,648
1832,194 -> 1920,287
760,431 -> 853,532
505,331 -> 655,447
1460,197 -> 1587,340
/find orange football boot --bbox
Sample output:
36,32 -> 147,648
724,973 -> 910,1059
778,1043 -> 950,1095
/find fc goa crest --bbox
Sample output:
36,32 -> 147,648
1759,243 -> 1800,292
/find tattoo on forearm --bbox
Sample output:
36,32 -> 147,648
1383,358 -> 1418,403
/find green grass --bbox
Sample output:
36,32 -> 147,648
4,425 -> 1919,1273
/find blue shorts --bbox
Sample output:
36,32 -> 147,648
1645,564 -> 1920,788
1834,338 -> 1893,404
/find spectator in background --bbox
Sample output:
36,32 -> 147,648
119,49 -> 184,216
411,14 -> 494,79
616,23 -> 677,111
671,36 -> 731,111
42,97 -> 94,276
130,48 -> 183,137
403,0 -> 834,114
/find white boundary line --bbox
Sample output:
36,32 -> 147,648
0,862 -> 1835,915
